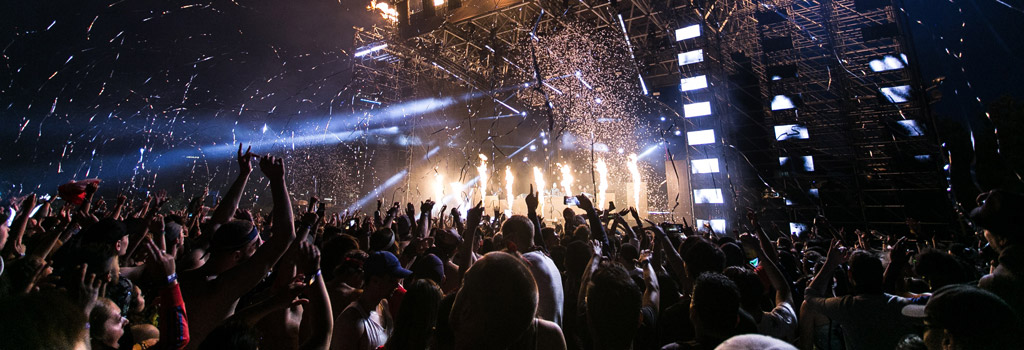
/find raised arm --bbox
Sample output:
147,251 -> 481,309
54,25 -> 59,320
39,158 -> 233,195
526,184 -> 546,251
209,144 -> 255,228
455,201 -> 484,284
748,210 -> 779,263
803,240 -> 850,318
648,221 -> 687,287
141,238 -> 190,350
740,233 -> 792,306
300,271 -> 333,350
2,194 -> 36,259
638,250 -> 660,318
575,194 -> 609,251
213,155 -> 296,298
576,240 -> 602,313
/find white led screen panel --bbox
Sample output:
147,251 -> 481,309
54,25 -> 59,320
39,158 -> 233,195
684,102 -> 712,118
881,85 -> 911,103
697,219 -> 727,234
678,49 -> 704,66
691,158 -> 720,174
771,95 -> 796,110
694,188 -> 724,204
687,129 -> 716,145
681,75 -> 709,92
675,25 -> 701,41
774,124 -> 809,140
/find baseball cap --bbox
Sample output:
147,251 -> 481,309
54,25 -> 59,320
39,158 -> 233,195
969,190 -> 1024,239
902,284 -> 1021,337
364,251 -> 412,278
369,228 -> 396,252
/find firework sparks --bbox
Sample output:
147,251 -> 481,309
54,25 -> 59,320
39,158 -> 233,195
627,154 -> 641,210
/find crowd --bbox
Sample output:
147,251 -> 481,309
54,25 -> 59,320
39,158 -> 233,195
0,143 -> 1022,350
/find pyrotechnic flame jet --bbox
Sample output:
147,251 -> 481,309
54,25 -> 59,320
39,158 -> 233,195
595,158 -> 608,210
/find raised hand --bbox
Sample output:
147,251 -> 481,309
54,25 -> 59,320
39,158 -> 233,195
85,181 -> 99,195
575,193 -> 595,213
466,201 -> 485,230
293,241 -> 321,278
406,203 -> 416,219
238,143 -> 256,174
420,200 -> 435,215
824,240 -> 850,268
258,154 -> 286,181
74,264 -> 107,314
525,184 -> 539,212
142,237 -> 176,284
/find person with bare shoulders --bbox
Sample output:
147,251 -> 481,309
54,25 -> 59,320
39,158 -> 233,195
332,250 -> 410,350
179,149 -> 297,348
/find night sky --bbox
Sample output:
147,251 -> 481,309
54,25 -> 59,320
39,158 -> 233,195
2,0 -> 1023,204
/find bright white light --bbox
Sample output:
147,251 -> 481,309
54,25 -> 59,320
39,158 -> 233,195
433,0 -> 444,6
687,129 -> 716,145
694,189 -> 724,204
809,188 -> 819,198
627,154 -> 642,209
678,49 -> 704,66
790,223 -> 808,236
779,156 -> 815,171
595,158 -> 608,210
676,24 -> 701,41
674,130 -> 682,136
505,166 -> 515,213
354,43 -> 388,57
774,124 -> 810,140
683,102 -> 712,118
691,158 -> 720,174
433,172 -> 446,208
680,75 -> 708,92
617,148 -> 624,154
881,85 -> 911,103
261,123 -> 268,133
771,95 -> 795,110
869,54 -> 906,72
529,144 -> 537,151
659,116 -> 666,122
696,219 -> 727,234
595,98 -> 603,104
559,163 -> 574,196
477,154 -> 489,199
533,166 -> 546,214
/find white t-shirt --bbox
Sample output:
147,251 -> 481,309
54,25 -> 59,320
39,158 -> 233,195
757,302 -> 798,342
522,251 -> 564,326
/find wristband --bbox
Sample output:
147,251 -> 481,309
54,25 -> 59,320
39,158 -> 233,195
306,269 -> 321,285
165,272 -> 178,286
